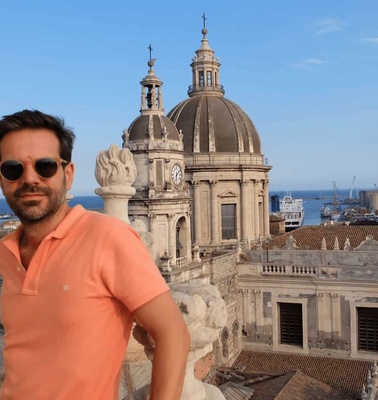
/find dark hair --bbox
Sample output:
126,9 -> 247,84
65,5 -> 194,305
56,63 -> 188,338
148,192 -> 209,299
0,109 -> 76,162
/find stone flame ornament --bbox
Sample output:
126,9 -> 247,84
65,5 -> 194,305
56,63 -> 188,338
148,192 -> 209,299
95,145 -> 137,190
95,145 -> 137,224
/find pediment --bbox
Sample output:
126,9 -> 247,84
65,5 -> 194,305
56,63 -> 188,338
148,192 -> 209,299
218,190 -> 238,198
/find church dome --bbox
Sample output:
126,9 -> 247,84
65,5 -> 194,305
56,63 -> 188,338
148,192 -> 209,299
167,25 -> 262,155
167,96 -> 261,154
127,114 -> 180,142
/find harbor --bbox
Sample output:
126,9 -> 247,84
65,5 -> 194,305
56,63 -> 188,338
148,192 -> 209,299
1,188 -> 377,232
270,188 -> 378,228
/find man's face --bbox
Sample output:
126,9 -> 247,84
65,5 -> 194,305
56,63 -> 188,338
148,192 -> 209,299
0,129 -> 74,224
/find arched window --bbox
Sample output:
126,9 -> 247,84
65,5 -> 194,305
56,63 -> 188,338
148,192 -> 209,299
199,71 -> 204,87
207,71 -> 212,86
221,327 -> 229,358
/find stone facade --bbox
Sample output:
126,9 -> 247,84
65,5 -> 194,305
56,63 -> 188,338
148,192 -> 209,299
122,58 -> 192,268
238,234 -> 378,361
167,26 -> 271,249
104,18 -> 378,399
118,22 -> 269,380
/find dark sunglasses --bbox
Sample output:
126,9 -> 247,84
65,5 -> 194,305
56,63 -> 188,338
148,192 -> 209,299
0,157 -> 68,182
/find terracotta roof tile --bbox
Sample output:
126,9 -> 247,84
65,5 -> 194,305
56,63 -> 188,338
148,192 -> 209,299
233,350 -> 370,399
267,225 -> 378,250
248,370 -> 354,400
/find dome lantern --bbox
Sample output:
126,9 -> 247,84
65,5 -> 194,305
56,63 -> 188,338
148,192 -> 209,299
123,48 -> 182,150
188,13 -> 224,97
140,44 -> 164,115
167,17 -> 262,156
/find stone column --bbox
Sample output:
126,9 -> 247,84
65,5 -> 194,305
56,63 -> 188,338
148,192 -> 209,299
210,180 -> 219,244
331,293 -> 341,337
193,181 -> 202,244
147,212 -> 155,236
253,180 -> 260,238
254,289 -> 263,334
141,87 -> 146,109
263,179 -> 270,237
241,179 -> 250,243
241,289 -> 251,333
317,293 -> 324,334
158,86 -> 163,110
185,212 -> 193,263
168,214 -> 176,265
96,190 -> 136,224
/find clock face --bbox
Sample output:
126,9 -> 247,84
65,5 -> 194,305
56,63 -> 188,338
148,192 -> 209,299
171,163 -> 183,186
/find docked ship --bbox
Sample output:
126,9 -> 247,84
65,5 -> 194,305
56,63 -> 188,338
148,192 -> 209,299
278,193 -> 305,231
320,206 -> 332,218
0,213 -> 13,220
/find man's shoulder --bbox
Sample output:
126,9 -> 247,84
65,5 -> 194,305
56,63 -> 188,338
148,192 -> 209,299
77,208 -> 137,237
82,209 -> 129,227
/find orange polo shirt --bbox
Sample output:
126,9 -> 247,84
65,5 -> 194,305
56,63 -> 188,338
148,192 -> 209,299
0,205 -> 169,399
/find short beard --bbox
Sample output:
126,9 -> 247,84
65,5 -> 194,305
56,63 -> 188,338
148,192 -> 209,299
5,182 -> 67,225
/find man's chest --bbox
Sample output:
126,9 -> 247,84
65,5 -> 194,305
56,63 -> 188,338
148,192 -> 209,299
0,251 -> 114,334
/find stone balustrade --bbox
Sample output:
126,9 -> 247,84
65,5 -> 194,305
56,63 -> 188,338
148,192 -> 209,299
261,263 -> 317,276
176,256 -> 187,268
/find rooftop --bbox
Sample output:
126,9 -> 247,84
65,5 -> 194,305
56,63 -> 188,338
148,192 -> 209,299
233,350 -> 371,399
248,370 -> 354,400
267,225 -> 378,250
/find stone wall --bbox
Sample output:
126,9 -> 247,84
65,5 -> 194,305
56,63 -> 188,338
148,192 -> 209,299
159,249 -> 242,369
238,247 -> 378,360
208,251 -> 240,365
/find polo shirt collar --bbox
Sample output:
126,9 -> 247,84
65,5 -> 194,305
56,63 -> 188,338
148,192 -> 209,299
50,205 -> 87,239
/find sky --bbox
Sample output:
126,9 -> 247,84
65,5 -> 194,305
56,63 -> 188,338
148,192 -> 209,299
0,0 -> 377,195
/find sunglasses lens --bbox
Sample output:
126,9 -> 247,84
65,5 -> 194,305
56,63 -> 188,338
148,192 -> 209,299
0,160 -> 24,181
35,158 -> 59,178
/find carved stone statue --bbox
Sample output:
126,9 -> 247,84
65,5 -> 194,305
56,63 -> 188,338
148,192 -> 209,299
95,144 -> 137,189
356,235 -> 378,251
95,145 -> 137,224
284,235 -> 298,250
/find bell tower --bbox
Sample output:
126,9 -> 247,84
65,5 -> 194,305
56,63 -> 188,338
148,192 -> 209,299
123,47 -> 192,269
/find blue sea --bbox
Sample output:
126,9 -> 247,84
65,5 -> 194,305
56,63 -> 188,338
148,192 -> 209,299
0,189 -> 359,227
0,196 -> 104,216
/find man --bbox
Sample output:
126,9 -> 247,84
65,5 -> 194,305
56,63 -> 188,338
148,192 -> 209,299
0,110 -> 190,399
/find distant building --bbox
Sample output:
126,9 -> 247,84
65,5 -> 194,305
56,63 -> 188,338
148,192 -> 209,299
0,220 -> 20,237
360,190 -> 378,210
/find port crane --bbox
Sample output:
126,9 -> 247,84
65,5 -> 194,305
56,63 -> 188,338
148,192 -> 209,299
349,176 -> 356,199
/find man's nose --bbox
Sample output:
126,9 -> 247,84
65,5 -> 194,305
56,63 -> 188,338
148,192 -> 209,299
21,163 -> 41,184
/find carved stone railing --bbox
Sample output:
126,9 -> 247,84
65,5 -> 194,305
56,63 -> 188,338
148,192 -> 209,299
291,265 -> 317,275
176,256 -> 188,268
261,264 -> 317,276
262,264 -> 286,274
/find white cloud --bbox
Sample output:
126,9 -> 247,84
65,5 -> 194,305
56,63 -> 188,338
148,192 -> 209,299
290,58 -> 329,70
362,37 -> 378,44
312,18 -> 346,34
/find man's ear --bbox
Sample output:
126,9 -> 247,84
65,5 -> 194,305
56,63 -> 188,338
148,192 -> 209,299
65,162 -> 75,191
